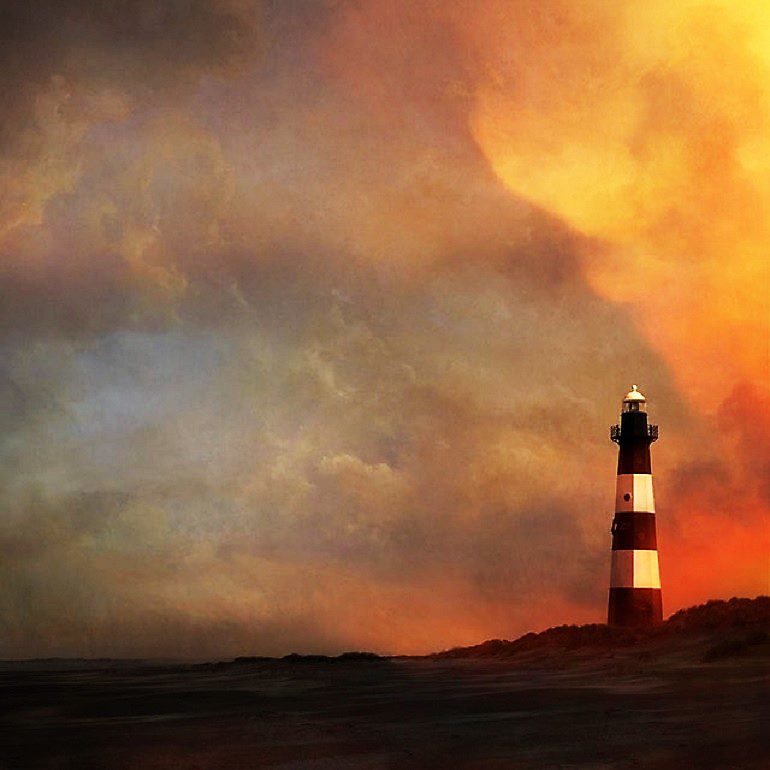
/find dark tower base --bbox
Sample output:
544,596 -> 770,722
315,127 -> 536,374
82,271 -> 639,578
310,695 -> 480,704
608,587 -> 662,627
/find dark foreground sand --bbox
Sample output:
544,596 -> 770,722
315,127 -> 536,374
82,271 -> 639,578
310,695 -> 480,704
0,640 -> 767,770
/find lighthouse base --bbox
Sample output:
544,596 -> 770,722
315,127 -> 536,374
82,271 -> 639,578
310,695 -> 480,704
608,587 -> 662,627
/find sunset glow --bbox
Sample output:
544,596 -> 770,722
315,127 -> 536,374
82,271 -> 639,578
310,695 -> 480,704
0,1 -> 767,658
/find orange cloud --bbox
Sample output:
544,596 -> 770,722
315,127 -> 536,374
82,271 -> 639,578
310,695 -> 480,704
465,1 -> 770,409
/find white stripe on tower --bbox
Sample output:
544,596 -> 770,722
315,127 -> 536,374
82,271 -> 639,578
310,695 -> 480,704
610,550 -> 661,589
615,474 -> 655,513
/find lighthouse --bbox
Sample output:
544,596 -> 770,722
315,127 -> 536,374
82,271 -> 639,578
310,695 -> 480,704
608,385 -> 662,627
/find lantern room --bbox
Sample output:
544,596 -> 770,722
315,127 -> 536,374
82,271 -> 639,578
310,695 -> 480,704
622,385 -> 647,413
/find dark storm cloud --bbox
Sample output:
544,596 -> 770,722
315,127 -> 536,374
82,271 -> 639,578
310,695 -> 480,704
0,0 -> 585,339
0,0 -> 266,338
0,0 -> 259,93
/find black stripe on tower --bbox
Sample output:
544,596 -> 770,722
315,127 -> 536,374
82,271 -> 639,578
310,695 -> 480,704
608,588 -> 663,626
617,409 -> 653,474
611,511 -> 657,550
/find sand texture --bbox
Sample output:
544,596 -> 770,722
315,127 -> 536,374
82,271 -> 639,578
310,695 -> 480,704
1,640 -> 767,768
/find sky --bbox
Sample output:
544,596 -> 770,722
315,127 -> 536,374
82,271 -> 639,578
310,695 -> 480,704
1,0 -> 768,658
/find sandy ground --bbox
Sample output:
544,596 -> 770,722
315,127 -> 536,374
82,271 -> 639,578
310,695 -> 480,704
0,650 -> 767,769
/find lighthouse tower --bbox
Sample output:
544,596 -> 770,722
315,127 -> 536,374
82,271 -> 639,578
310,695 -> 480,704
608,385 -> 662,626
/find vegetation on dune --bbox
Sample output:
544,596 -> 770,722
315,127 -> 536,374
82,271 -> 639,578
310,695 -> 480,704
431,596 -> 770,660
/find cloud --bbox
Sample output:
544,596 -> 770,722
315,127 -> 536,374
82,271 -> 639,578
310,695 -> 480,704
0,1 -> 766,657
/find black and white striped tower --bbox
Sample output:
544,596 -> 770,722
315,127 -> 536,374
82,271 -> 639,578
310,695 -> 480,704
608,385 -> 662,627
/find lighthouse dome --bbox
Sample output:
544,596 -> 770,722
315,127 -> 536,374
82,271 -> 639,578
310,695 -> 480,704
622,385 -> 646,412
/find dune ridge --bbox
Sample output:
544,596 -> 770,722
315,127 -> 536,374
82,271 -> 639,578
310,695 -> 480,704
430,596 -> 770,662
